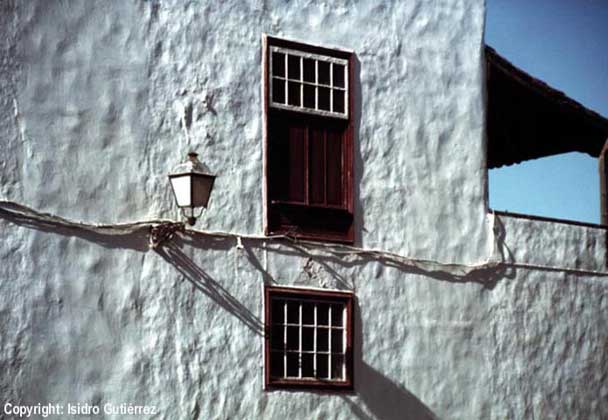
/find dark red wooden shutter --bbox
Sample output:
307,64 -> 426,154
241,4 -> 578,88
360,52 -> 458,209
326,126 -> 343,207
269,115 -> 306,204
309,125 -> 325,205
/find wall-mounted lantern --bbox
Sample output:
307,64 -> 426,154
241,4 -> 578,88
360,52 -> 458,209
168,152 -> 216,225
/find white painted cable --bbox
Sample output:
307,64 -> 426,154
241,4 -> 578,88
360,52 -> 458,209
1,200 -> 607,278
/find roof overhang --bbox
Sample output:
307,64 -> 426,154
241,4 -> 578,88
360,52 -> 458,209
486,45 -> 608,169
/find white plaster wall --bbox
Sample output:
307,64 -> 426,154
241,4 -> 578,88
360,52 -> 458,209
0,0 -> 490,263
497,214 -> 607,272
0,1 -> 606,419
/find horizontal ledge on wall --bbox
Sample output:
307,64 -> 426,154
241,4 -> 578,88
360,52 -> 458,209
493,209 -> 608,231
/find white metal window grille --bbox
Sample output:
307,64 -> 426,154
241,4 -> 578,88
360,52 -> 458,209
270,46 -> 349,119
270,297 -> 347,380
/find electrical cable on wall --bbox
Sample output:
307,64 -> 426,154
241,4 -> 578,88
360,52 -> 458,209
1,200 -> 607,279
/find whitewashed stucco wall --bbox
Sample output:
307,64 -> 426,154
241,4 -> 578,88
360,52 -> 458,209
0,1 -> 606,419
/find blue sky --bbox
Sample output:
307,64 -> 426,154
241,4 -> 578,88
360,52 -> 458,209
485,0 -> 608,223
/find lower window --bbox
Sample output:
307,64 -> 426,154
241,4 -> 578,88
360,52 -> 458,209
264,286 -> 354,390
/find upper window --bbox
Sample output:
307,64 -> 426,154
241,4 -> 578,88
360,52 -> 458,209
264,36 -> 355,243
264,286 -> 354,391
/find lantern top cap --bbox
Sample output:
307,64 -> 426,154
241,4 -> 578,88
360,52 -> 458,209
169,151 -> 215,178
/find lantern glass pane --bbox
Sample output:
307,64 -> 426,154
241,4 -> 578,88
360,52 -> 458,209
191,175 -> 214,208
170,175 -> 192,207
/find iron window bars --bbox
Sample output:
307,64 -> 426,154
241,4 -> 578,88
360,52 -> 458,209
265,286 -> 354,390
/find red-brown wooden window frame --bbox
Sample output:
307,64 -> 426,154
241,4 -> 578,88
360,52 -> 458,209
263,35 -> 355,244
264,286 -> 354,391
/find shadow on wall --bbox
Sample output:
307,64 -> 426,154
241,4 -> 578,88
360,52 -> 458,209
155,234 -> 442,419
353,55 -> 365,247
156,233 -> 441,419
0,203 -> 150,252
344,299 -> 440,420
154,234 -> 265,336
0,197 -> 516,292
245,214 -> 516,291
1,202 -> 514,419
347,363 -> 439,420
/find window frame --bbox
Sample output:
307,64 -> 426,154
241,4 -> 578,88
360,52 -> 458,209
264,285 -> 355,391
263,34 -> 355,244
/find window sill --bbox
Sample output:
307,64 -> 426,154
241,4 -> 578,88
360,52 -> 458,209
268,201 -> 354,244
271,200 -> 351,213
265,378 -> 354,392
